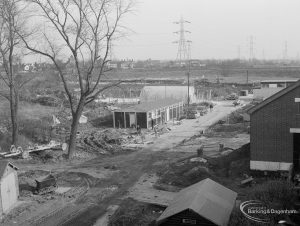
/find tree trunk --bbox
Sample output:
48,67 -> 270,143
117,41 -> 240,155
67,97 -> 85,159
9,86 -> 18,145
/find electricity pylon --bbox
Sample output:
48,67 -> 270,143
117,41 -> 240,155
173,16 -> 191,65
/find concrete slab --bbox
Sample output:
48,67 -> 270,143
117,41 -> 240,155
55,187 -> 71,194
126,174 -> 177,207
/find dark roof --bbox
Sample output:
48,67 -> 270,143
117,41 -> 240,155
0,160 -> 18,179
248,79 -> 300,115
115,98 -> 182,112
156,178 -> 237,226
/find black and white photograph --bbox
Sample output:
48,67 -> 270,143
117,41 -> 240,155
0,0 -> 300,225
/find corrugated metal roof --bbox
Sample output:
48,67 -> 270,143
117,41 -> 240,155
140,85 -> 196,103
156,178 -> 237,226
248,79 -> 300,114
0,160 -> 18,179
115,98 -> 182,112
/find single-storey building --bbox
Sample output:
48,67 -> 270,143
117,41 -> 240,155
0,161 -> 19,215
261,79 -> 298,88
248,79 -> 300,172
156,178 -> 237,226
140,85 -> 197,103
113,98 -> 183,129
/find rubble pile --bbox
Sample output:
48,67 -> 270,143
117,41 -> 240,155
29,88 -> 67,107
76,129 -> 133,155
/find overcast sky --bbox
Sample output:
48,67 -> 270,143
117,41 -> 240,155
113,0 -> 300,60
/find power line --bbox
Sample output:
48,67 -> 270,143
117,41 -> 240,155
187,40 -> 192,60
237,45 -> 241,60
283,41 -> 288,61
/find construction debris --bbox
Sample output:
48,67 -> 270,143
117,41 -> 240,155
26,140 -> 62,153
76,129 -> 129,155
190,157 -> 207,163
240,176 -> 254,187
0,145 -> 23,158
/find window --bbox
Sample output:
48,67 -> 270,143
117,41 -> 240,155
148,112 -> 152,118
182,219 -> 197,224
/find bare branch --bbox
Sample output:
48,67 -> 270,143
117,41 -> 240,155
85,80 -> 124,105
0,90 -> 10,101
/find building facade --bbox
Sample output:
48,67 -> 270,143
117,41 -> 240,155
248,80 -> 300,172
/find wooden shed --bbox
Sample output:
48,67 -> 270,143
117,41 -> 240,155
248,79 -> 300,172
113,98 -> 183,129
156,178 -> 237,226
0,161 -> 19,215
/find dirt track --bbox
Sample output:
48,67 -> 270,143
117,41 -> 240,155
60,101 -> 239,226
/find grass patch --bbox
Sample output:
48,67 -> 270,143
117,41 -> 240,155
229,180 -> 297,226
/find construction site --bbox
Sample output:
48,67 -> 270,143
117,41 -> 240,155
1,0 -> 300,226
1,70 -> 300,226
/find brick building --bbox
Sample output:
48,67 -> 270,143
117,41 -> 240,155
248,79 -> 300,172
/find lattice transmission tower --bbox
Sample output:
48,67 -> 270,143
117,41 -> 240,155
249,35 -> 255,61
173,16 -> 191,65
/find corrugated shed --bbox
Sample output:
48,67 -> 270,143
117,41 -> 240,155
157,178 -> 237,226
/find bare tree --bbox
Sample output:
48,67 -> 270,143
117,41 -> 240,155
20,0 -> 133,158
0,0 -> 30,145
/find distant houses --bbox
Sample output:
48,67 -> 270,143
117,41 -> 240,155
248,79 -> 300,173
107,60 -> 134,70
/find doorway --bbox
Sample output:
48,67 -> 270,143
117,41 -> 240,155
293,133 -> 300,171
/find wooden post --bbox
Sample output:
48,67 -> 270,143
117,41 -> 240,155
113,112 -> 115,128
197,145 -> 203,157
124,112 -> 126,128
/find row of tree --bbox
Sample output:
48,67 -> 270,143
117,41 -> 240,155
0,0 -> 133,158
